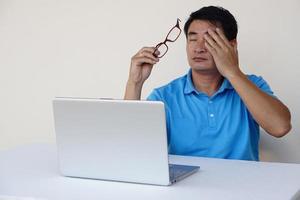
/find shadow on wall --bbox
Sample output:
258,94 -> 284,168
259,130 -> 296,163
291,189 -> 300,200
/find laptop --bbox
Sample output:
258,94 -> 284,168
52,97 -> 199,186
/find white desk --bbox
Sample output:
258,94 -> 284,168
0,144 -> 300,200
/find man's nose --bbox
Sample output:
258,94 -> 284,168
194,38 -> 207,53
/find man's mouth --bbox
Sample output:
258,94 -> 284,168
193,57 -> 208,62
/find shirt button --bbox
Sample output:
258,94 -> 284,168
210,114 -> 214,117
209,101 -> 213,104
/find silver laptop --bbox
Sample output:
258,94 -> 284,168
53,97 -> 199,186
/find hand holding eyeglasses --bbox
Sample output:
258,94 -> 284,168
125,19 -> 182,100
128,19 -> 182,86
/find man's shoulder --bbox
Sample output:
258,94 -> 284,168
246,74 -> 269,86
147,73 -> 188,101
153,73 -> 188,93
246,74 -> 262,81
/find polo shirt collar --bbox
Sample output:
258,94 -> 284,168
218,77 -> 233,93
184,69 -> 233,95
184,69 -> 198,94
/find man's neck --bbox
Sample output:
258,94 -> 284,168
191,69 -> 224,96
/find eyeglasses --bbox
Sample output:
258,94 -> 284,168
153,18 -> 182,58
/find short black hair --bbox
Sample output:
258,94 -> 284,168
184,6 -> 238,41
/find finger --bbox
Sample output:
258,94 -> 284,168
133,56 -> 158,66
204,33 -> 221,52
134,47 -> 159,61
140,47 -> 156,54
134,47 -> 155,57
152,49 -> 161,57
204,41 -> 217,56
140,50 -> 160,62
216,28 -> 231,47
207,29 -> 227,50
139,47 -> 159,59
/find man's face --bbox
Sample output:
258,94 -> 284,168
186,20 -> 219,72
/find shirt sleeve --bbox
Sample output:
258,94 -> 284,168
147,89 -> 171,146
146,89 -> 162,101
248,75 -> 277,98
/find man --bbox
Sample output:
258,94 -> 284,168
124,6 -> 291,160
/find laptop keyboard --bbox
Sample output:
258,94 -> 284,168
169,164 -> 194,181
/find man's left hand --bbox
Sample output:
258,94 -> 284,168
204,28 -> 241,78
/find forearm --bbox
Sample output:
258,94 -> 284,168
124,80 -> 143,100
228,72 -> 291,137
202,27 -> 291,136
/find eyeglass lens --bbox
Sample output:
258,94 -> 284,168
153,18 -> 181,58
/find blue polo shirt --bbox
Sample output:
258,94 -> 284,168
147,69 -> 275,161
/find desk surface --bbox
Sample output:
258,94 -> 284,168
0,144 -> 300,200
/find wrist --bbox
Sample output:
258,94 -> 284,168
124,80 -> 144,100
224,68 -> 244,81
126,79 -> 144,89
226,70 -> 248,87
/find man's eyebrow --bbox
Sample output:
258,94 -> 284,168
188,32 -> 197,37
188,30 -> 210,37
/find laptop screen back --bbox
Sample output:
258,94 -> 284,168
53,98 -> 170,185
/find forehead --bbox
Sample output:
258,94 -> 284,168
188,20 -> 218,35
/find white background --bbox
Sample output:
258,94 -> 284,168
0,0 -> 299,163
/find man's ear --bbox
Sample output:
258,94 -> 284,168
230,39 -> 237,47
230,39 -> 238,53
